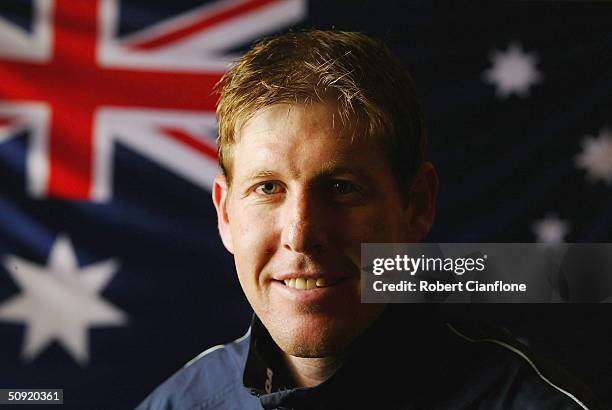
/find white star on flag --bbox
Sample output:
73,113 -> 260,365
532,214 -> 570,244
0,234 -> 127,365
575,128 -> 612,186
483,42 -> 542,98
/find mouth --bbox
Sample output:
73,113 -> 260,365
272,276 -> 349,291
281,277 -> 331,290
270,275 -> 355,305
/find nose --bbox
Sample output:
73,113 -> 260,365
281,189 -> 328,255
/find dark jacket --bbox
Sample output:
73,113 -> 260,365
137,305 -> 599,409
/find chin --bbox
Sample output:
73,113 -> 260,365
265,311 -> 370,358
275,328 -> 347,358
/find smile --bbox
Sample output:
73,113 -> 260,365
271,276 -> 354,304
283,277 -> 329,290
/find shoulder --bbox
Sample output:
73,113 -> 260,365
440,322 -> 602,410
136,330 -> 259,410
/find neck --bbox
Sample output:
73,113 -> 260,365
278,307 -> 390,387
282,353 -> 347,387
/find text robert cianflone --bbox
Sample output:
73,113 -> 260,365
372,280 -> 527,293
362,243 -> 612,303
371,254 -> 487,276
368,253 -> 526,297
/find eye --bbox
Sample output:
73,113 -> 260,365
332,180 -> 358,195
255,181 -> 284,195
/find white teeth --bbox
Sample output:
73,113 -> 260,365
283,277 -> 329,290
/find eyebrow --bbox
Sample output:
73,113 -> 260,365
319,164 -> 357,177
245,164 -> 365,184
318,160 -> 370,179
244,169 -> 277,181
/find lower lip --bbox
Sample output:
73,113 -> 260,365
270,278 -> 353,304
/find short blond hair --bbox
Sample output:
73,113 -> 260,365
215,30 -> 426,203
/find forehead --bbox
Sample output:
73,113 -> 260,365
231,102 -> 383,178
237,102 -> 345,142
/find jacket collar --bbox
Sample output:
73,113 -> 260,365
242,304 -> 439,409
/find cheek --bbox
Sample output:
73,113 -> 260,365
230,208 -> 279,285
338,205 -> 405,262
341,206 -> 395,241
333,209 -> 384,267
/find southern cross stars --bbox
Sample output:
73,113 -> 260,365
575,128 -> 612,186
483,42 -> 542,98
532,214 -> 570,244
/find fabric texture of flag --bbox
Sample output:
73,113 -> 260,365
0,1 -> 610,408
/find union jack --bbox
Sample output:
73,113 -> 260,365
0,0 -> 306,201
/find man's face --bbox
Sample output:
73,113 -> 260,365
213,102 -> 433,357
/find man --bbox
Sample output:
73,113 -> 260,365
138,30 -> 598,409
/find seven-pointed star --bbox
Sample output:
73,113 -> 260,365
575,128 -> 612,185
0,234 -> 127,365
483,42 -> 542,98
532,214 -> 570,244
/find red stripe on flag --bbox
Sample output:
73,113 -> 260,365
0,0 -> 222,200
158,127 -> 218,160
128,0 -> 282,50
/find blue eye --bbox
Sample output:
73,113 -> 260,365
332,180 -> 357,195
255,181 -> 283,195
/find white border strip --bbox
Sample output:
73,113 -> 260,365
446,323 -> 588,410
184,327 -> 251,369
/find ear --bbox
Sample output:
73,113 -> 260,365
212,174 -> 234,254
404,162 -> 439,242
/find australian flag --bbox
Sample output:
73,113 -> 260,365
0,1 -> 610,408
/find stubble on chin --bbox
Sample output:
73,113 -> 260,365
263,310 -> 352,358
